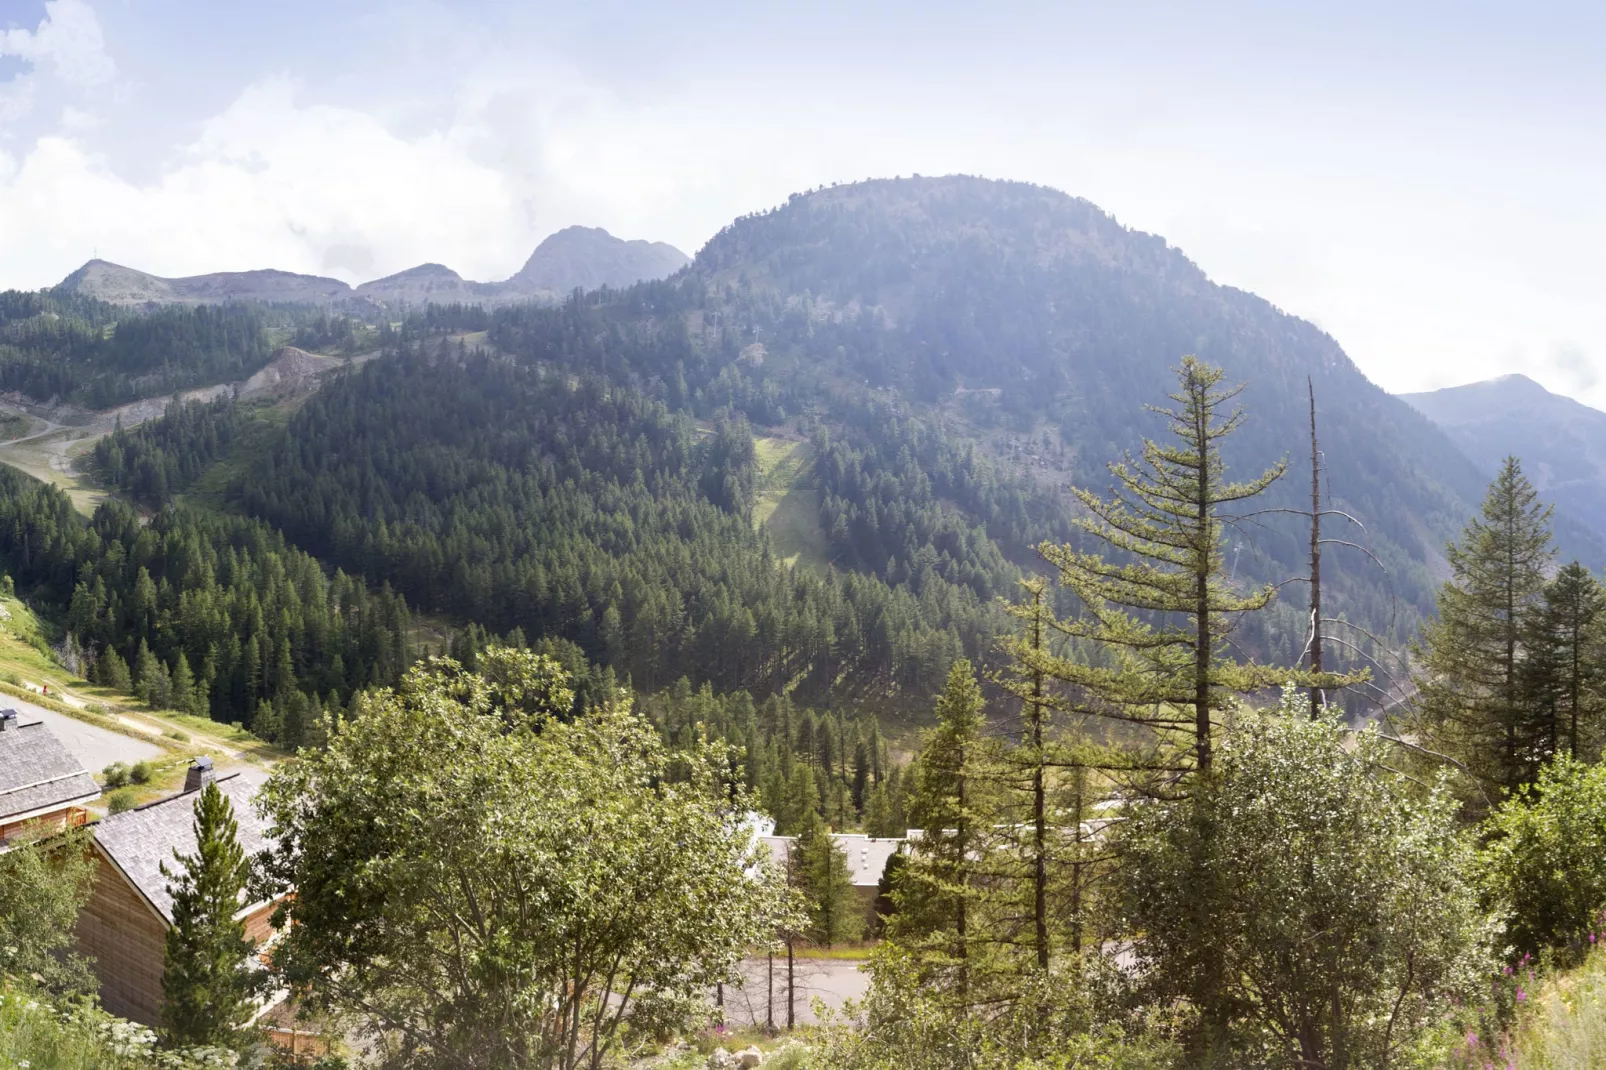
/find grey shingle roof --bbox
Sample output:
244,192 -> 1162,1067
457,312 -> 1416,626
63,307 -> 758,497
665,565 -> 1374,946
93,774 -> 269,924
0,717 -> 101,823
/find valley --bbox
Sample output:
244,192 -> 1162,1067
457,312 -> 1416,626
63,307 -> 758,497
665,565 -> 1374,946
5,174 -> 1606,1069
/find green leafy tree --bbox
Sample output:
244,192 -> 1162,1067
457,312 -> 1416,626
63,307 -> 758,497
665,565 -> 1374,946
1415,457 -> 1554,793
160,781 -> 262,1047
0,828 -> 97,995
257,648 -> 788,1070
1122,689 -> 1492,1069
1482,754 -> 1606,960
791,808 -> 861,947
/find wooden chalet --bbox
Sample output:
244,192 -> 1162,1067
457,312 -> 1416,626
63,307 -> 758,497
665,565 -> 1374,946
76,759 -> 285,1027
0,708 -> 98,846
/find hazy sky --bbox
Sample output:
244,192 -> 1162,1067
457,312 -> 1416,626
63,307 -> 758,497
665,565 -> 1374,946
3,1 -> 1605,403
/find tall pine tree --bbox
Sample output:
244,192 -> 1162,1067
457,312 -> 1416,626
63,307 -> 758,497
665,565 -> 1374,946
160,782 -> 262,1047
791,808 -> 861,947
1021,358 -> 1345,786
890,659 -> 1001,1002
1415,457 -> 1554,793
1521,561 -> 1605,763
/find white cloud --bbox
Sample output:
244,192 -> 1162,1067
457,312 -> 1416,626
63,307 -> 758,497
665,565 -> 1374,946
0,77 -> 531,286
0,0 -> 115,121
3,6 -> 1606,413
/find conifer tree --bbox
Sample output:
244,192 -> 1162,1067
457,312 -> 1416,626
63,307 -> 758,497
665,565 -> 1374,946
994,579 -> 1117,968
1022,358 -> 1339,783
792,808 -> 861,947
1416,457 -> 1554,792
1522,561 -> 1604,762
890,659 -> 1001,1000
863,782 -> 897,837
171,652 -> 197,716
777,764 -> 819,835
97,647 -> 132,691
160,782 -> 261,1047
134,639 -> 161,706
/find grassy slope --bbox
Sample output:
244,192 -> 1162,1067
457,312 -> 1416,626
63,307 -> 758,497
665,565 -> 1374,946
0,591 -> 283,809
753,435 -> 829,570
1514,947 -> 1606,1067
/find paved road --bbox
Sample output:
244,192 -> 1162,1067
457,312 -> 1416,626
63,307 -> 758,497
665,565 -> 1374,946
717,957 -> 869,1028
8,698 -> 163,772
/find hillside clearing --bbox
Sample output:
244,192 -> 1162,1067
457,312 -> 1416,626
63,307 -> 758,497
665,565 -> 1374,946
753,435 -> 829,569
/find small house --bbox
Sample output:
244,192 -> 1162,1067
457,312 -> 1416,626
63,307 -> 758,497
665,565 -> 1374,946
76,759 -> 283,1027
0,708 -> 98,846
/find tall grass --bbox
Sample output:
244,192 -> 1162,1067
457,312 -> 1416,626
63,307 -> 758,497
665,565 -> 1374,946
1512,945 -> 1606,1067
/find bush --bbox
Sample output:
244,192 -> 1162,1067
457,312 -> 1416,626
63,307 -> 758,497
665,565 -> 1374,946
0,982 -> 238,1068
1483,754 -> 1606,961
129,760 -> 154,785
166,729 -> 191,742
101,762 -> 130,788
1121,690 -> 1492,1067
106,787 -> 138,814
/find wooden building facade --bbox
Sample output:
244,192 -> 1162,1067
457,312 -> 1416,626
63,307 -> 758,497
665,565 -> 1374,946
76,762 -> 282,1026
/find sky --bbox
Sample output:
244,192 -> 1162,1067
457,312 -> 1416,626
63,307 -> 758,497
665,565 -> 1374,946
2,1 -> 1605,404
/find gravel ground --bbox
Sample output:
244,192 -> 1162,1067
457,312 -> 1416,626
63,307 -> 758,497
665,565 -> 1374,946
718,956 -> 870,1028
7,698 -> 163,773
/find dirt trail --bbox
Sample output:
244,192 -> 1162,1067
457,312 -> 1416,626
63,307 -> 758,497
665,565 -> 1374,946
0,347 -> 377,513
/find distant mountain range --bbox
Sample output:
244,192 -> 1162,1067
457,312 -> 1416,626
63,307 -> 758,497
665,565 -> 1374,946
53,226 -> 690,309
1401,374 -> 1606,535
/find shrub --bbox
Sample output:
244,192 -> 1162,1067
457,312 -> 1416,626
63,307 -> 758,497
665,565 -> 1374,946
106,788 -> 138,814
0,982 -> 238,1068
1122,690 -> 1492,1067
129,761 -> 154,785
166,729 -> 191,743
1483,754 -> 1606,961
102,762 -> 130,788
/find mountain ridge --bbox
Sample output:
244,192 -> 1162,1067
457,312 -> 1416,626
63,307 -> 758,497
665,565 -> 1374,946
52,225 -> 690,309
1401,374 -> 1606,534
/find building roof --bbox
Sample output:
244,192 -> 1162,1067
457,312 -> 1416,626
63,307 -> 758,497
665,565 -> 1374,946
0,715 -> 101,825
762,833 -> 905,888
92,773 -> 270,925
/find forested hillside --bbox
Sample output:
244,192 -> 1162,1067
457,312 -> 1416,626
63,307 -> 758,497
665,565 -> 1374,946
482,177 -> 1572,661
63,175 -> 1590,719
0,463 -> 411,742
0,289 -> 274,406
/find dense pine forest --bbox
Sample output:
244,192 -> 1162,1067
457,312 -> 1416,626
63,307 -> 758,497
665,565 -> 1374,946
0,291 -> 276,407
0,464 -> 411,741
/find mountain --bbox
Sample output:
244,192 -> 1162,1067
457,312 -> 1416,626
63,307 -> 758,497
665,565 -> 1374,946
1401,374 -> 1606,533
249,174 -> 1587,690
53,227 -> 690,309
353,263 -> 517,306
507,225 -> 691,293
55,259 -> 352,307
39,175 -> 1602,716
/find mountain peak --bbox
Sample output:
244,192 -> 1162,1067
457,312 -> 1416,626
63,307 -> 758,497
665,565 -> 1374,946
508,226 -> 690,293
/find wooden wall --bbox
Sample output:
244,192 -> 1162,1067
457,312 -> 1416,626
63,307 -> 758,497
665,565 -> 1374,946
77,852 -> 168,1025
0,805 -> 87,844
